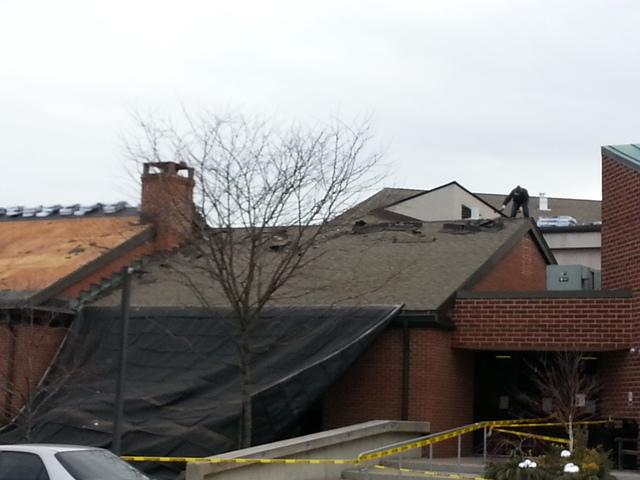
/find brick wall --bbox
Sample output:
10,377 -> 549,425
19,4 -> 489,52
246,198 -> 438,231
0,323 -> 11,418
453,295 -> 633,350
408,329 -> 474,456
600,351 -> 640,420
323,329 -> 403,427
471,234 -> 547,292
0,321 -> 66,421
323,328 -> 474,456
598,153 -> 640,423
601,156 -> 640,291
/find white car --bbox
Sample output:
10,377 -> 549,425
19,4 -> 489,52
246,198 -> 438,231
0,444 -> 151,480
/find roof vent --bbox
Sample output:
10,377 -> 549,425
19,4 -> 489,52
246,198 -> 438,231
539,193 -> 550,211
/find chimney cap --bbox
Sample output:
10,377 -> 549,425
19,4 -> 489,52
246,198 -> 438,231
143,161 -> 193,178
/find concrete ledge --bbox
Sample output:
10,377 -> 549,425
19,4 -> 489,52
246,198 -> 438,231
186,420 -> 430,480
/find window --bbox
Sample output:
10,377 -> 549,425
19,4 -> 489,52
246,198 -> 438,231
461,205 -> 471,219
0,452 -> 50,480
56,450 -> 150,480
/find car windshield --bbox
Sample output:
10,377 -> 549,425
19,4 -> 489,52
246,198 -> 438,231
55,450 -> 151,480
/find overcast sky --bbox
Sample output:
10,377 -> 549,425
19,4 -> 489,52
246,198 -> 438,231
2,0 -> 639,206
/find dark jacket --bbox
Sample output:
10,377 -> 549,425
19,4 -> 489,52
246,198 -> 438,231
503,186 -> 529,206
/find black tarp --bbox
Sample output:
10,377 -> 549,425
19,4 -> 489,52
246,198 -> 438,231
1,305 -> 399,461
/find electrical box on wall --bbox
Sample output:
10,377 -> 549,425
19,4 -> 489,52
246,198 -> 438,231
546,265 -> 600,291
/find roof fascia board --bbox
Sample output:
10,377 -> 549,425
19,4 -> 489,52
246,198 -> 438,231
27,226 -> 154,307
528,220 -> 557,264
602,145 -> 640,173
384,181 -> 505,217
382,182 -> 460,208
454,182 -> 506,216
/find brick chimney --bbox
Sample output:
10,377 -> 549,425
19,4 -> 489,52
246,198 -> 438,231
141,161 -> 195,251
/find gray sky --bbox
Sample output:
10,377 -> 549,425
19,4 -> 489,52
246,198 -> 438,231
2,0 -> 639,206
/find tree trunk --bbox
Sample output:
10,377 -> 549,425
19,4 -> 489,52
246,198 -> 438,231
239,342 -> 252,448
568,416 -> 574,452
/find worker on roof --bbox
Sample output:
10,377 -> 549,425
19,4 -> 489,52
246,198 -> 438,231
501,185 -> 530,218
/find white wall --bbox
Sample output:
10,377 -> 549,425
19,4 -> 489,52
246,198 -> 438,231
387,184 -> 498,221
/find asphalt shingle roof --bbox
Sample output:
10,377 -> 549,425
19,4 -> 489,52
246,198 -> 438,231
93,218 -> 540,311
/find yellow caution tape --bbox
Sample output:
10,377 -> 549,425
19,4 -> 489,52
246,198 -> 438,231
492,428 -> 570,444
495,420 -> 609,428
122,455 -> 358,464
123,417 -> 610,465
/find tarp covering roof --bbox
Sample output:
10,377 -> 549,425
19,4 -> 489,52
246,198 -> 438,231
0,305 -> 400,469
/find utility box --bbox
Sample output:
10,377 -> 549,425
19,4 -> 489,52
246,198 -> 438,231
546,265 -> 597,291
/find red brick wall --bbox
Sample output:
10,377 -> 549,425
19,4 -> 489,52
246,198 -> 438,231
453,296 -> 633,350
408,329 -> 474,456
323,328 -> 474,455
601,156 -> 640,291
471,234 -> 548,292
0,323 -> 11,417
323,329 -> 403,426
600,351 -> 640,420
0,322 -> 66,420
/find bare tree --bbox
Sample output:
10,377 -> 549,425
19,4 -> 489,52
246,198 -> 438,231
0,309 -> 77,442
125,111 -> 384,447
519,352 -> 601,451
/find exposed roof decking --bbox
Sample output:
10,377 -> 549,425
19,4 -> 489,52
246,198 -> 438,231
0,216 -> 150,293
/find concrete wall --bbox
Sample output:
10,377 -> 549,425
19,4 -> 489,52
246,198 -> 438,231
542,230 -> 601,270
186,420 -> 430,480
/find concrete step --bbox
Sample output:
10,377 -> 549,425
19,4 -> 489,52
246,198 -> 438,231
342,465 -> 485,480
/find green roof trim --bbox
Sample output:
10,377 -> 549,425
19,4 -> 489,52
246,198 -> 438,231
602,144 -> 640,172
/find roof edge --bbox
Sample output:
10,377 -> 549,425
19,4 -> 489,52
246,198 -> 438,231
384,181 -> 505,217
27,226 -> 154,307
602,144 -> 640,173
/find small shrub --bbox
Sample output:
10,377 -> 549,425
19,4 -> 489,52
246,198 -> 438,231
484,429 -> 613,480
